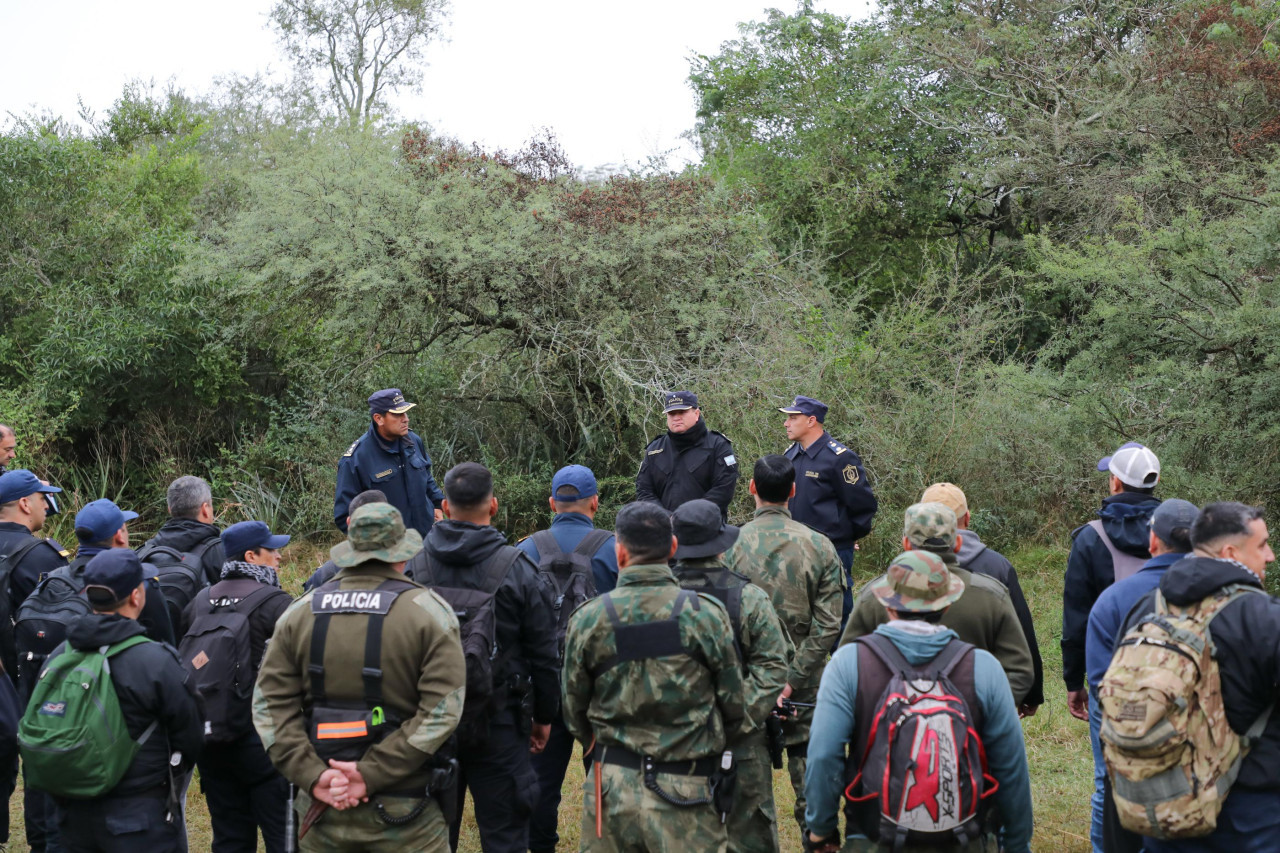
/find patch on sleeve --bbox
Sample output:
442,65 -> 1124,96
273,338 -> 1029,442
842,464 -> 859,485
724,455 -> 736,466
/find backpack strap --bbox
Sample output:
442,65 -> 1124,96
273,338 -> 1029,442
590,590 -> 705,677
856,631 -> 915,676
99,635 -> 159,748
309,578 -> 418,709
530,530 -> 562,561
1087,519 -> 1148,583
571,529 -> 612,559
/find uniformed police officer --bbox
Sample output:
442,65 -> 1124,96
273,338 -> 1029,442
636,391 -> 739,520
335,389 -> 446,538
254,503 -> 466,852
780,396 -> 877,625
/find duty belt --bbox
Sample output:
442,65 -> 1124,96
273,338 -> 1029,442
597,744 -> 716,777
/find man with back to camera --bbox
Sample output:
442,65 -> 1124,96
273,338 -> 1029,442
139,475 -> 225,587
635,391 -> 739,520
305,490 -> 389,592
780,396 -> 877,629
335,389 -> 445,538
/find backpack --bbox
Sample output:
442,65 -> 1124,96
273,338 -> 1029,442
673,564 -> 748,665
529,529 -> 610,654
137,540 -> 211,632
1085,519 -> 1149,584
0,537 -> 43,679
410,548 -> 520,746
178,585 -> 281,744
18,635 -> 158,798
843,633 -> 997,850
13,567 -> 92,690
1100,584 -> 1271,839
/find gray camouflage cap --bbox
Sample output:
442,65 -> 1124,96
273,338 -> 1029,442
869,550 -> 965,613
903,501 -> 958,551
330,503 -> 423,568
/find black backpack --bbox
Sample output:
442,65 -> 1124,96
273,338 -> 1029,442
0,537 -> 44,680
178,584 -> 281,744
137,540 -> 212,631
529,529 -> 610,654
410,548 -> 520,747
13,565 -> 91,690
673,565 -> 748,664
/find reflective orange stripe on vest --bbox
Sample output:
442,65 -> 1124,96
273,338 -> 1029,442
316,721 -> 368,739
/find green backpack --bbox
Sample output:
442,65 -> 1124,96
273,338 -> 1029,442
18,635 -> 158,799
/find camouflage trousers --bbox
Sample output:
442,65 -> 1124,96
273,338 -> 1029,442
579,761 -> 728,852
727,737 -> 779,853
296,789 -> 450,852
782,712 -> 812,834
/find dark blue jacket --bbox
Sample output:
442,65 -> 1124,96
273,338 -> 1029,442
784,431 -> 877,550
1119,556 -> 1280,791
515,512 -> 618,594
635,420 -> 738,519
334,425 -> 445,538
1061,491 -> 1160,691
1084,550 -> 1182,692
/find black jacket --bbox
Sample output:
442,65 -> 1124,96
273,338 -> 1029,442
408,520 -> 560,725
0,522 -> 70,610
53,614 -> 204,797
1119,555 -> 1280,789
178,577 -> 293,660
635,420 -> 739,519
1062,491 -> 1160,691
957,530 -> 1045,708
69,550 -> 176,647
142,518 -> 225,586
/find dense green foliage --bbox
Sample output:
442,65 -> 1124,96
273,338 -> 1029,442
4,0 -> 1280,555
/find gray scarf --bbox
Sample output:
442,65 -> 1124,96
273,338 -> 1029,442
220,560 -> 281,588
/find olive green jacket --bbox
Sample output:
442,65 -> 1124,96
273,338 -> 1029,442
562,562 -> 746,761
253,562 -> 466,795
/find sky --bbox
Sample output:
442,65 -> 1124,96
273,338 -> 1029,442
0,0 -> 872,171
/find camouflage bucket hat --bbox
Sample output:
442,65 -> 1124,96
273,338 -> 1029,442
869,550 -> 965,613
903,501 -> 958,550
330,503 -> 423,568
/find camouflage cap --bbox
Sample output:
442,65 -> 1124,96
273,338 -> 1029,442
868,550 -> 965,613
903,501 -> 958,551
330,503 -> 423,568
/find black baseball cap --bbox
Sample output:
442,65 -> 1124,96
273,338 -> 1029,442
663,391 -> 699,413
672,499 -> 739,560
84,549 -> 158,608
779,395 -> 828,423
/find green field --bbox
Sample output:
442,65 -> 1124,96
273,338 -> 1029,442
5,544 -> 1092,852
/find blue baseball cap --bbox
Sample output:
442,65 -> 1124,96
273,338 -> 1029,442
221,520 -> 290,558
1097,442 -> 1146,472
552,465 -> 598,501
368,388 -> 416,416
662,391 -> 699,413
779,395 -> 828,423
0,469 -> 61,504
74,499 -> 139,543
83,549 -> 158,607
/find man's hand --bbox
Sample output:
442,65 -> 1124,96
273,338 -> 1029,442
328,760 -> 369,808
434,508 -> 444,522
530,722 -> 551,754
1019,703 -> 1040,719
775,684 -> 795,718
805,831 -> 841,853
1067,689 -> 1089,721
311,769 -> 348,809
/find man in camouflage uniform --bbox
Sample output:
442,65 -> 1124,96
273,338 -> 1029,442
672,499 -> 791,853
562,501 -> 747,853
840,503 -> 1034,705
254,504 -> 466,852
725,455 -> 844,836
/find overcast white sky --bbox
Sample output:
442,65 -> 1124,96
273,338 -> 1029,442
1,0 -> 872,170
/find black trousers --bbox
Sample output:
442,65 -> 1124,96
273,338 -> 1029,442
58,795 -> 183,853
198,732 -> 290,853
24,765 -> 64,853
449,711 -> 540,853
528,716 -> 585,853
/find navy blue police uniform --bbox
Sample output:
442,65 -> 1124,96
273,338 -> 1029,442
635,391 -> 739,520
335,390 -> 445,538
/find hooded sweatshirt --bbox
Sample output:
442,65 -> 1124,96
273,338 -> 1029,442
805,622 -> 1033,851
408,519 -> 561,725
1062,491 -> 1161,691
143,517 -> 225,586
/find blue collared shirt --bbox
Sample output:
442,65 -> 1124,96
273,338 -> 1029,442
515,512 -> 618,593
1085,551 -> 1185,692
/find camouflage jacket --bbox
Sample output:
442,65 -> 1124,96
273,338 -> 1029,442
562,562 -> 746,761
725,505 -> 844,697
253,562 -> 466,794
673,558 -> 792,739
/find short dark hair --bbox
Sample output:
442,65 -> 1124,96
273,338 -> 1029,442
443,462 -> 493,510
1191,502 -> 1265,550
349,489 -> 387,516
615,502 -> 673,564
1155,527 -> 1193,554
889,609 -> 946,624
753,455 -> 795,503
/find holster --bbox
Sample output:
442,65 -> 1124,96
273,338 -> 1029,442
426,757 -> 459,824
765,713 -> 785,769
708,751 -> 738,825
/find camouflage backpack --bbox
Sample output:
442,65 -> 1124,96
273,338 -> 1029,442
1099,583 -> 1272,839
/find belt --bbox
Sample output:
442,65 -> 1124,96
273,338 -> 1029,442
597,745 -> 715,777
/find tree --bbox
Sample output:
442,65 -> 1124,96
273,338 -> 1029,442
268,0 -> 448,125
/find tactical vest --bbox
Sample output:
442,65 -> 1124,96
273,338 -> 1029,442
673,565 -> 748,667
586,589 -> 708,679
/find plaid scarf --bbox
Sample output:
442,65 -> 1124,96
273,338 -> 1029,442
220,560 -> 281,588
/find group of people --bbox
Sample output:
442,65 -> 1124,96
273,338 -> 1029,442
0,388 -> 1274,853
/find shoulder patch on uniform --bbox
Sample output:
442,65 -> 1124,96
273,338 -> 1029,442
342,438 -> 361,458
724,454 -> 736,466
828,439 -> 848,455
842,464 -> 859,485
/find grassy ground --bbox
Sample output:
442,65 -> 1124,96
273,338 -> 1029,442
3,544 -> 1093,851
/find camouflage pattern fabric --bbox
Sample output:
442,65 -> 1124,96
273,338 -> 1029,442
902,502 -> 958,551
866,550 -> 965,613
330,502 -> 423,568
579,762 -> 728,852
1100,583 -> 1266,839
561,562 -> 746,761
295,789 -> 450,852
727,739 -> 780,853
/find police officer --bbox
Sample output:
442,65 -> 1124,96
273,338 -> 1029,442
0,426 -> 15,474
780,396 -> 877,623
636,391 -> 739,520
0,470 -> 69,627
562,501 -> 747,852
255,503 -> 466,852
335,389 -> 445,538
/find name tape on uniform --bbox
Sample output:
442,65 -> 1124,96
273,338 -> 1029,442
311,589 -> 403,615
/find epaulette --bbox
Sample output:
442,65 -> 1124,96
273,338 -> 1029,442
826,438 -> 849,456
45,538 -> 70,559
645,435 -> 668,455
342,437 -> 363,458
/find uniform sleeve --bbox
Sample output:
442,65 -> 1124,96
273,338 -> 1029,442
836,454 -> 877,541
561,607 -> 596,746
703,435 -> 740,518
358,593 -> 466,795
635,443 -> 660,504
733,586 -> 792,738
1062,527 -> 1102,691
791,539 -> 844,691
591,540 -> 619,595
988,591 -> 1034,705
1085,589 -> 1121,694
836,584 -> 883,648
515,554 -> 562,725
334,454 -> 361,533
254,600 -> 330,792
972,651 -> 1033,853
804,645 -> 859,839
11,544 -> 67,606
